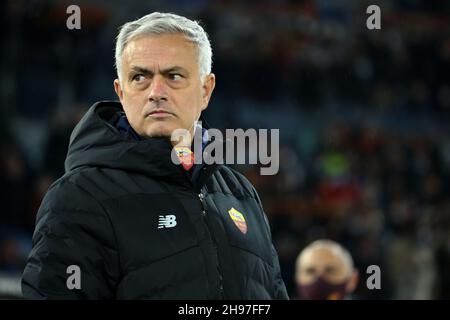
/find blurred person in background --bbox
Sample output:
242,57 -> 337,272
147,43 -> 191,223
295,239 -> 359,300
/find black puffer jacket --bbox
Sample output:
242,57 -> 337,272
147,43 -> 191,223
21,101 -> 289,299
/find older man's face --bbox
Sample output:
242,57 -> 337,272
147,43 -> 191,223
296,247 -> 351,285
114,34 -> 215,142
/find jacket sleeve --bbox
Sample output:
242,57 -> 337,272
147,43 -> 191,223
251,185 -> 290,300
21,178 -> 119,299
266,216 -> 290,300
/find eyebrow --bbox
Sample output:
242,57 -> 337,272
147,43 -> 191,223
304,265 -> 337,271
128,65 -> 189,77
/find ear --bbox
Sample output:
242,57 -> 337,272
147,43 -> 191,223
201,73 -> 216,111
346,269 -> 359,294
114,79 -> 124,101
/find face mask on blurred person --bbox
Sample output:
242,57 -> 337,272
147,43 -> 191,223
297,277 -> 349,300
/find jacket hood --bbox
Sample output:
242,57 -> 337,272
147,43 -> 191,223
65,101 -> 218,185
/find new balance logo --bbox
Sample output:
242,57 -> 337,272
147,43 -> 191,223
158,215 -> 177,229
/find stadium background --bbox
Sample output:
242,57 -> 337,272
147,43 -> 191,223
0,0 -> 449,299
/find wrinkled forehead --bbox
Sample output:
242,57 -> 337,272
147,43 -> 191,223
121,34 -> 198,71
298,247 -> 349,271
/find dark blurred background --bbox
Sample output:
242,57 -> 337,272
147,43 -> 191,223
0,0 -> 449,299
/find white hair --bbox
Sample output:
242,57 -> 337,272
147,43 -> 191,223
115,12 -> 212,82
297,239 -> 355,275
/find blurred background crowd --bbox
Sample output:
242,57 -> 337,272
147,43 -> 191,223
0,0 -> 449,299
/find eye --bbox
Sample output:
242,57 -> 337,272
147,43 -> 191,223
132,74 -> 145,83
324,266 -> 337,275
168,73 -> 183,81
305,267 -> 317,276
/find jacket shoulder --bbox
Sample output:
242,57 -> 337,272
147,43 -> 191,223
209,166 -> 261,202
51,166 -> 165,204
40,172 -> 96,211
35,170 -> 110,229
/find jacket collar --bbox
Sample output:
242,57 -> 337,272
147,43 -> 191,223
65,101 -> 221,189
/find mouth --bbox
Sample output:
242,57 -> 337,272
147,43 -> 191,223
146,109 -> 175,118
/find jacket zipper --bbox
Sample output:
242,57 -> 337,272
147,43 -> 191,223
198,190 -> 225,298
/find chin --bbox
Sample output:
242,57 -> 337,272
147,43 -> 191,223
143,123 -> 176,139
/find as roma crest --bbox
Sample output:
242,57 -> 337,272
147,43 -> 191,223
174,146 -> 194,171
228,207 -> 247,234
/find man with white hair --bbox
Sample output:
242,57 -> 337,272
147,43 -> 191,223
295,239 -> 359,300
21,12 -> 288,300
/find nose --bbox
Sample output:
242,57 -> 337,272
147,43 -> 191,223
148,75 -> 168,102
